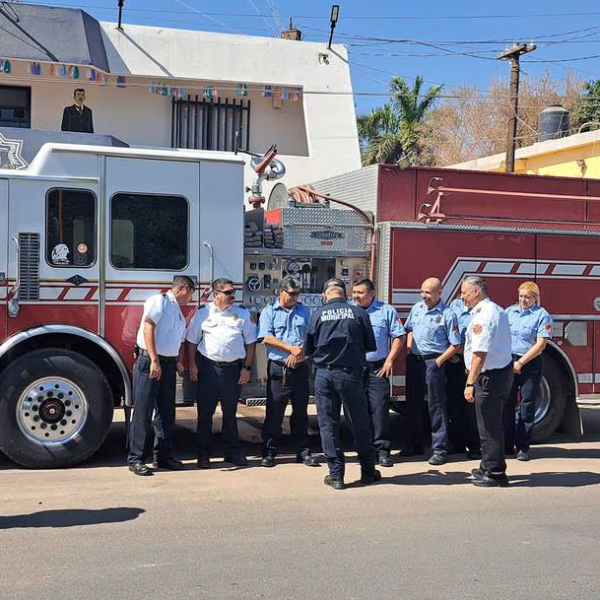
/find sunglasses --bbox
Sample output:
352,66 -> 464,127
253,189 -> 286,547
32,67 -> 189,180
285,290 -> 300,297
218,289 -> 236,296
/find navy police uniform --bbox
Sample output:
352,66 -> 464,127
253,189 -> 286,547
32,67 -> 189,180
352,299 -> 405,460
504,304 -> 553,454
304,298 -> 377,481
404,300 -> 461,455
465,298 -> 514,477
446,298 -> 481,455
128,292 -> 186,468
186,303 -> 257,460
258,300 -> 312,460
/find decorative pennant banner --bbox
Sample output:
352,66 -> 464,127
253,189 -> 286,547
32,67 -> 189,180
236,83 -> 248,97
0,59 -> 12,74
27,62 -> 42,75
117,75 -> 127,88
262,85 -> 273,98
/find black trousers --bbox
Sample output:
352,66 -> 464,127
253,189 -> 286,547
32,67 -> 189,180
128,354 -> 177,465
474,364 -> 514,475
315,368 -> 376,479
365,362 -> 391,456
405,353 -> 449,453
446,356 -> 481,452
196,356 -> 242,457
263,361 -> 310,457
504,355 -> 542,452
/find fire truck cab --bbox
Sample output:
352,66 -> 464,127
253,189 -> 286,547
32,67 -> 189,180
0,142 -> 245,468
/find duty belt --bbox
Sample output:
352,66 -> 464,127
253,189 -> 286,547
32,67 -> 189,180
318,364 -> 363,374
410,353 -> 441,362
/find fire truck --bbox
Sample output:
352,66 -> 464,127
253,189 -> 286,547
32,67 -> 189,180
0,138 -> 592,469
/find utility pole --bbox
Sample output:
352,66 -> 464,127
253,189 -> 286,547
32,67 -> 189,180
496,43 -> 536,173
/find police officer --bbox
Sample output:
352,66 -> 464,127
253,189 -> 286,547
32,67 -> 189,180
461,275 -> 514,488
304,278 -> 378,490
504,282 -> 553,462
446,297 -> 481,460
186,278 -> 257,468
403,277 -> 461,466
351,278 -> 405,467
258,276 -> 318,468
127,276 -> 195,476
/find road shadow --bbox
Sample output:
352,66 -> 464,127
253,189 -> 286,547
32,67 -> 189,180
0,507 -> 145,529
508,471 -> 600,487
350,470 -> 472,487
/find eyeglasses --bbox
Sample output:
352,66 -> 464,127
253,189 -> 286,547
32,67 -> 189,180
218,289 -> 236,296
284,290 -> 300,297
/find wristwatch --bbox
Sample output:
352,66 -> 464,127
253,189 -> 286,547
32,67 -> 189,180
465,383 -> 475,388
243,364 -> 252,372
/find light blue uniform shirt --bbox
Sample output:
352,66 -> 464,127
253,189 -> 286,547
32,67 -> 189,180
258,300 -> 311,362
506,304 -> 553,356
405,300 -> 461,355
449,298 -> 473,345
350,299 -> 406,363
465,298 -> 512,371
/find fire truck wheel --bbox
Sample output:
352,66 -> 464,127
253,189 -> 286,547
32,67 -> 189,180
532,354 -> 569,442
0,348 -> 114,469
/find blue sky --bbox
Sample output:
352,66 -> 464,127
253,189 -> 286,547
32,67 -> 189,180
32,0 -> 600,114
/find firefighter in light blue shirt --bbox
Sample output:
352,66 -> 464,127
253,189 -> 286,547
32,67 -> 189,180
257,276 -> 318,468
403,277 -> 462,466
503,281 -> 553,462
446,298 -> 481,459
352,279 -> 406,467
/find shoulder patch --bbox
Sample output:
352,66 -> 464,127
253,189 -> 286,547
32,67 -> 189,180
545,323 -> 553,333
472,323 -> 483,335
249,313 -> 257,324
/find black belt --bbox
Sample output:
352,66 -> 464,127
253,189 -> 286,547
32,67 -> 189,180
367,360 -> 385,370
200,355 -> 241,368
411,353 -> 441,362
269,359 -> 307,369
512,354 -> 523,361
139,349 -> 177,363
317,364 -> 363,374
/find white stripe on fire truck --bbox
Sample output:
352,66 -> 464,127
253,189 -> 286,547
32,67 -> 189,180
482,262 -> 514,274
391,376 -> 406,387
552,264 -> 586,276
516,263 -> 550,275
578,374 -> 593,384
64,287 -> 92,301
39,287 -> 63,301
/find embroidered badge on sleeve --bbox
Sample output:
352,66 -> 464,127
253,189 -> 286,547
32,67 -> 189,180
472,323 -> 483,335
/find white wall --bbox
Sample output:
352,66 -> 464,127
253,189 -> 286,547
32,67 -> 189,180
2,23 -> 361,191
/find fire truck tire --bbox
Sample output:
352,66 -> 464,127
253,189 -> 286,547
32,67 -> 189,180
532,354 -> 569,442
0,348 -> 114,469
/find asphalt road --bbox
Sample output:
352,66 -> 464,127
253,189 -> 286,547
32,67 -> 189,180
1,406 -> 600,600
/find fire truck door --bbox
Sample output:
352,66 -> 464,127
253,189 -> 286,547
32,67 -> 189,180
0,179 -> 7,340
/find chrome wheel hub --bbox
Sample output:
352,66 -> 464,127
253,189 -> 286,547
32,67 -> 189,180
534,377 -> 552,425
17,377 -> 88,445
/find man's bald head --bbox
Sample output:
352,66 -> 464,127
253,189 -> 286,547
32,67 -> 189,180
420,277 -> 442,308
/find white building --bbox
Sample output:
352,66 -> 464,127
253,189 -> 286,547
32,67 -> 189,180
0,3 -> 361,194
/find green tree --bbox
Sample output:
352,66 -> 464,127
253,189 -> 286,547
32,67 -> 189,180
357,75 -> 443,166
571,79 -> 600,132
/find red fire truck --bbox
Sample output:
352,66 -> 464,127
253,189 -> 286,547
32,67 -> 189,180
0,139 -> 592,469
311,164 -> 600,441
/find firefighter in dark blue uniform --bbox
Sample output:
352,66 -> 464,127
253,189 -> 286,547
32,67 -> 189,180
351,278 -> 406,467
304,278 -> 378,490
257,275 -> 318,468
403,277 -> 462,466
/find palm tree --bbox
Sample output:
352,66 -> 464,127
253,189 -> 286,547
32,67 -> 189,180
357,75 -> 443,166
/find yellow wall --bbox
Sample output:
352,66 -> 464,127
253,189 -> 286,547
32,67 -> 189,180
512,144 -> 600,178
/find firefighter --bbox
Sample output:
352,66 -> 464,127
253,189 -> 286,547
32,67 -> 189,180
402,278 -> 461,466
351,278 -> 405,467
304,278 -> 378,490
504,282 -> 553,462
186,278 -> 257,469
127,276 -> 195,476
257,276 -> 318,468
462,275 -> 514,488
446,297 -> 481,460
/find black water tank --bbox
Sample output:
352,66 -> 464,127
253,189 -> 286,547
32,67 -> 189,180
538,104 -> 570,142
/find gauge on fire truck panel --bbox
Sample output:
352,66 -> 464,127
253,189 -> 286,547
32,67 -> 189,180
247,276 -> 261,292
286,261 -> 300,274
